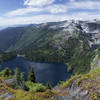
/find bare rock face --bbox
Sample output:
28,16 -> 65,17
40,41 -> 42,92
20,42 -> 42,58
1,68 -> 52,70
54,85 -> 89,100
3,78 -> 25,89
0,93 -> 14,100
45,20 -> 100,50
54,95 -> 74,100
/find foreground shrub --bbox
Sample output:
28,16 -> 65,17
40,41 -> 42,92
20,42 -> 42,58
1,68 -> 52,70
0,68 -> 13,79
26,81 -> 47,92
61,75 -> 80,88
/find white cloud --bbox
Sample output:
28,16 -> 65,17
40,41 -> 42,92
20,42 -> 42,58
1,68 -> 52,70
6,4 -> 67,17
0,15 -> 69,26
68,1 -> 100,10
2,0 -> 100,27
47,4 -> 67,14
70,0 -> 75,2
1,12 -> 100,27
6,7 -> 43,16
6,1 -> 100,17
24,0 -> 55,7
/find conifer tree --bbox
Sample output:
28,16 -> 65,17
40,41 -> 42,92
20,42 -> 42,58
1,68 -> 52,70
3,67 -> 13,77
20,72 -> 24,82
14,68 -> 20,81
27,68 -> 36,82
46,82 -> 52,89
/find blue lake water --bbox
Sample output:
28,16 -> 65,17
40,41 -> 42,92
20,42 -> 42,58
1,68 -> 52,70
1,57 -> 71,86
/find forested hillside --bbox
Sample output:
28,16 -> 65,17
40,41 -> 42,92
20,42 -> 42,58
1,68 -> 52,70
0,20 -> 100,74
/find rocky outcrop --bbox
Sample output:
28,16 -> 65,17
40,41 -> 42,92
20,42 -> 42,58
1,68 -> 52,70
53,70 -> 100,100
91,49 -> 100,71
0,93 -> 14,100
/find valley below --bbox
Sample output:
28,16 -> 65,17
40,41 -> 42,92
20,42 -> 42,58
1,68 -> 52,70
0,19 -> 100,100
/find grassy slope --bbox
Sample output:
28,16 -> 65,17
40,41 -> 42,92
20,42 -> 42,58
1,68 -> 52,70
54,67 -> 100,100
0,82 -> 56,100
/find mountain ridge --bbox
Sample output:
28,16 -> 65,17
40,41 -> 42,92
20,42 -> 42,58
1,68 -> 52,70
0,19 -> 100,74
0,19 -> 100,52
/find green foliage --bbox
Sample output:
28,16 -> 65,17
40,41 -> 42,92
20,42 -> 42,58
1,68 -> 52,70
0,24 -> 98,75
46,83 -> 52,89
0,54 -> 3,64
0,68 -> 55,100
90,92 -> 98,100
61,67 -> 100,89
0,67 -> 13,79
76,74 -> 89,86
0,26 -> 95,75
26,81 -> 47,92
3,67 -> 13,76
0,82 -> 55,100
14,68 -> 20,81
20,72 -> 24,82
69,50 -> 95,74
25,35 -> 94,74
13,68 -> 27,89
89,67 -> 100,79
1,52 -> 17,61
27,68 -> 36,82
61,75 -> 80,88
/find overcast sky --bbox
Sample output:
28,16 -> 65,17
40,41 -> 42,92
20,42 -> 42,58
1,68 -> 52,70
0,0 -> 100,27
